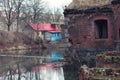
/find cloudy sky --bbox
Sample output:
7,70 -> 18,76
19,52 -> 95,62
44,0 -> 72,10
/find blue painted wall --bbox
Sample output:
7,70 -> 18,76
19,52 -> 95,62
44,32 -> 62,41
51,32 -> 62,41
51,52 -> 63,62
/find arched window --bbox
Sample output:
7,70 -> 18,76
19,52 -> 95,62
94,19 -> 108,39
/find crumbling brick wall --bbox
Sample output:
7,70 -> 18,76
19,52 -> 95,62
67,12 -> 115,49
112,4 -> 120,40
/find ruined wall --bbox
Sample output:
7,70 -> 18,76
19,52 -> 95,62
68,14 -> 94,48
112,4 -> 120,40
67,12 -> 115,49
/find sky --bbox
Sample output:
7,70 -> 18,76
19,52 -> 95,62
44,0 -> 72,11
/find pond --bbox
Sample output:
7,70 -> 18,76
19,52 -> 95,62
0,49 -> 65,80
0,48 -> 98,80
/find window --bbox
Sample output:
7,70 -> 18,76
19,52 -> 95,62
94,19 -> 108,39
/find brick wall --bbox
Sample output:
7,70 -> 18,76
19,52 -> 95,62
112,4 -> 120,40
66,7 -> 119,49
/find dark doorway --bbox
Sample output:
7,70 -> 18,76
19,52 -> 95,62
95,19 -> 108,39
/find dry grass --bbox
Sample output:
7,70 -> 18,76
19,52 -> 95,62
67,0 -> 112,10
0,30 -> 35,49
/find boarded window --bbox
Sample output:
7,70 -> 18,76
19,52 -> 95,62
95,19 -> 108,39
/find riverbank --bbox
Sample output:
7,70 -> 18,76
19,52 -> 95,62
0,30 -> 42,52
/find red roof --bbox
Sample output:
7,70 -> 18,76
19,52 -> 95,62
29,23 -> 58,31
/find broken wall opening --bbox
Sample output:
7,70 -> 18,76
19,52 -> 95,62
94,19 -> 108,39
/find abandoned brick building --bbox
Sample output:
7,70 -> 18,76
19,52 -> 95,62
64,0 -> 120,50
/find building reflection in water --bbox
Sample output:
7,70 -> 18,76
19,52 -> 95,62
0,49 -> 65,80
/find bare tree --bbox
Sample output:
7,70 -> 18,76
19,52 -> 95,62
1,0 -> 45,31
21,0 -> 45,24
1,0 -> 25,31
43,8 -> 63,23
32,0 -> 45,23
41,10 -> 52,23
52,8 -> 63,23
13,0 -> 24,32
2,0 -> 16,31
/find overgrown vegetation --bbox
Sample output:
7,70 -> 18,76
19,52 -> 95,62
0,30 -> 39,50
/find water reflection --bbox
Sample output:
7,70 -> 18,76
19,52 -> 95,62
0,49 -> 65,80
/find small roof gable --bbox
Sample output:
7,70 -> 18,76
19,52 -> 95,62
29,23 -> 56,31
29,23 -> 60,32
66,0 -> 112,10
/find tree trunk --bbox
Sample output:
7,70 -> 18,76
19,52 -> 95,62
16,18 -> 19,32
7,25 -> 10,31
